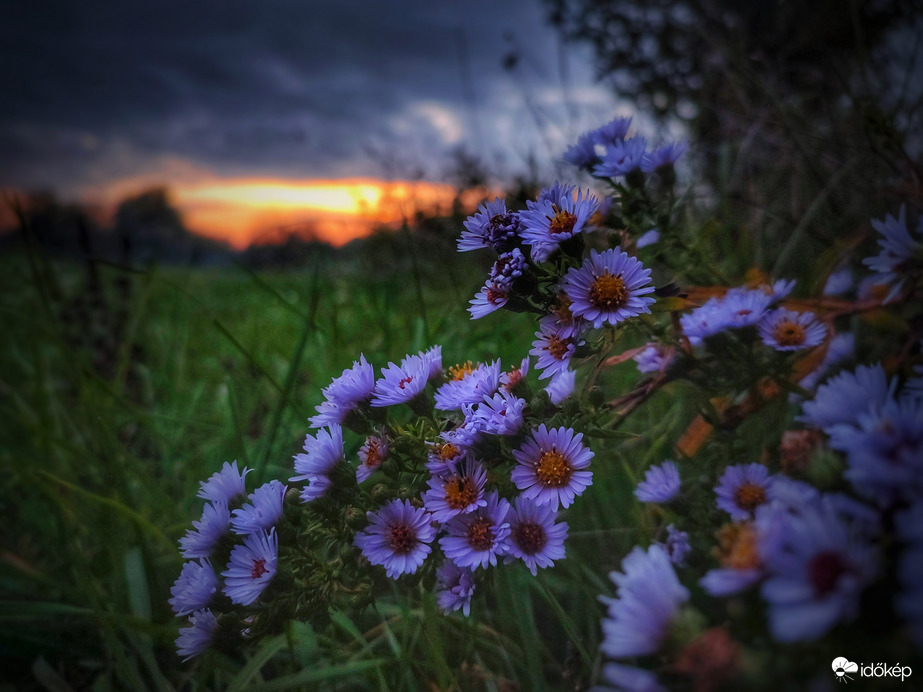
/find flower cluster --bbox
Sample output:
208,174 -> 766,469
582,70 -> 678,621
170,110 -> 923,692
172,462 -> 283,659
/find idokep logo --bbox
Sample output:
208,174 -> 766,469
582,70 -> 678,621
832,658 -> 858,683
832,657 -> 913,684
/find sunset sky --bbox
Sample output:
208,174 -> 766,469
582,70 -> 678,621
0,0 -> 633,247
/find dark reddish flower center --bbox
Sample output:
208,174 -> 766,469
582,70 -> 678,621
514,521 -> 547,555
588,271 -> 627,310
535,449 -> 573,488
486,287 -> 507,305
809,550 -> 850,596
548,208 -> 577,235
444,476 -> 478,509
251,558 -> 268,579
389,523 -> 417,554
773,320 -> 806,347
364,440 -> 383,468
466,517 -> 495,551
503,367 -> 523,390
734,482 -> 767,512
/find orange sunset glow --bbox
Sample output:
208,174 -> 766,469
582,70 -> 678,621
88,176 -> 471,248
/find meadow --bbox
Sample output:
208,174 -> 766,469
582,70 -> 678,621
3,115 -> 922,690
2,226 -> 643,690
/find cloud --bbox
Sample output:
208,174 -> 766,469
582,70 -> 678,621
0,0 -> 617,194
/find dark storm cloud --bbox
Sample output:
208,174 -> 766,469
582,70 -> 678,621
0,0 -> 612,191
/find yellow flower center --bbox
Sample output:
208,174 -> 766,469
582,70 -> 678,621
588,272 -> 627,310
535,449 -> 573,488
546,335 -> 570,360
772,320 -> 806,347
548,208 -> 577,235
449,361 -> 476,380
444,476 -> 478,510
435,442 -> 460,462
715,523 -> 760,570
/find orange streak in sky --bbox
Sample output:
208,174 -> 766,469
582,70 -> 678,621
170,178 -> 459,248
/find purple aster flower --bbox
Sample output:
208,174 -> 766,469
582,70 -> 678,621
464,391 -> 525,436
546,368 -> 576,405
593,136 -> 648,178
699,507 -> 786,596
434,360 -> 501,410
440,491 -> 511,569
635,228 -> 660,248
537,181 -> 576,206
458,197 -> 520,252
422,458 -> 488,523
426,434 -> 472,475
863,205 -> 922,303
371,353 -> 429,407
829,394 -> 923,506
419,344 -> 443,381
602,663 -> 666,692
546,289 -> 588,339
176,609 -> 219,661
767,279 -> 797,301
641,141 -> 687,173
715,463 -> 775,520
633,344 -> 671,374
507,496 -> 568,576
197,461 -> 251,504
222,528 -> 278,606
511,424 -> 594,509
824,267 -> 854,296
599,544 -> 690,658
468,280 -> 509,319
679,296 -> 729,341
435,561 -> 476,616
519,187 -> 600,262
563,131 -> 599,169
634,461 -> 680,503
489,248 -> 527,289
661,524 -> 690,567
309,354 -> 376,428
592,116 -> 633,146
291,425 -> 344,502
230,480 -> 286,535
356,433 -> 389,483
530,316 -> 583,380
562,248 -> 655,329
770,476 -> 821,510
758,308 -> 827,351
179,502 -> 230,559
354,499 -> 435,579
722,288 -> 773,328
797,331 -> 855,393
799,363 -> 893,431
761,503 -> 879,642
500,356 -> 530,392
169,559 -> 218,616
